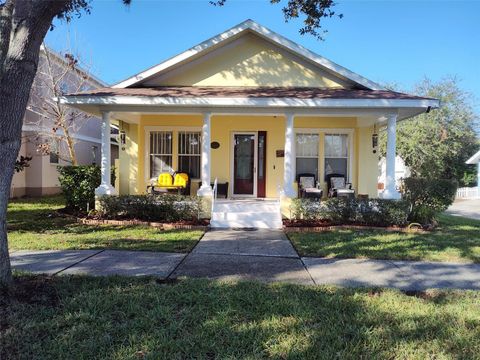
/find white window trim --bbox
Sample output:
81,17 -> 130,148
295,128 -> 354,183
144,126 -> 201,183
178,130 -> 202,180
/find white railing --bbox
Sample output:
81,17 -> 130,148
456,186 -> 480,199
211,177 -> 218,213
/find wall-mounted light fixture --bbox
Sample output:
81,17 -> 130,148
119,130 -> 126,151
372,124 -> 378,154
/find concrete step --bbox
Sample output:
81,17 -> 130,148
213,203 -> 279,213
210,219 -> 283,229
211,211 -> 281,222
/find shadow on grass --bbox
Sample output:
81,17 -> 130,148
290,215 -> 480,263
2,275 -> 479,359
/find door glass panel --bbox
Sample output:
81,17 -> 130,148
234,134 -> 255,195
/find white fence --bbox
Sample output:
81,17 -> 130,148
456,187 -> 480,199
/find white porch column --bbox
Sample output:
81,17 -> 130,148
383,112 -> 401,199
95,111 -> 116,197
197,112 -> 213,196
283,113 -> 296,198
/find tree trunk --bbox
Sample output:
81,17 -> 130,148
0,0 -> 70,285
63,125 -> 78,165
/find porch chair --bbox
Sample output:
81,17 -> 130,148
147,172 -> 190,195
326,173 -> 355,199
297,173 -> 323,199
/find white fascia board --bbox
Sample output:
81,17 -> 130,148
112,19 -> 384,90
466,150 -> 480,164
59,95 -> 440,110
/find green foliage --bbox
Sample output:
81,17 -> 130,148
98,194 -> 202,222
290,198 -> 410,227
380,77 -> 479,186
14,155 -> 32,173
403,177 -> 458,224
58,165 -> 100,211
57,165 -> 116,211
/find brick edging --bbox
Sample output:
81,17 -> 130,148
284,224 -> 427,233
78,218 -> 207,231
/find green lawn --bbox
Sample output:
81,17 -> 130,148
7,196 -> 204,253
288,214 -> 480,263
1,275 -> 479,359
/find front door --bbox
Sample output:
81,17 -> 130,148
233,133 -> 257,196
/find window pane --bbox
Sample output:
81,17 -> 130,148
178,132 -> 201,155
150,155 -> 172,178
296,134 -> 319,157
325,158 -> 347,177
296,158 -> 318,177
325,134 -> 348,157
150,131 -> 172,155
178,155 -> 200,179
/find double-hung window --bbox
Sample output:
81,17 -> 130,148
149,131 -> 173,178
295,133 -> 319,177
324,134 -> 349,180
178,131 -> 201,179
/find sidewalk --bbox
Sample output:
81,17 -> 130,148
10,229 -> 480,290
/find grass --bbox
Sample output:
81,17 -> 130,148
7,196 -> 204,253
288,214 -> 480,263
1,274 -> 479,359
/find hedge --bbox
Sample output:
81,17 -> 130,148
402,177 -> 458,224
97,194 -> 202,222
290,198 -> 410,227
58,165 -> 115,211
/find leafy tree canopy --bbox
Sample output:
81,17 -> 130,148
380,77 -> 479,186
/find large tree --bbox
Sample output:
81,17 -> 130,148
0,0 -> 340,284
381,77 -> 479,185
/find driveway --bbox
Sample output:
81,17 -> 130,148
446,199 -> 480,220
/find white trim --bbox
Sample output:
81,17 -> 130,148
22,124 -> 102,144
144,126 -> 202,184
230,131 -> 258,198
466,149 -> 480,164
59,95 -> 440,110
113,20 -> 382,90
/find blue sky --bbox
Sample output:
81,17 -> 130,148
46,0 -> 479,109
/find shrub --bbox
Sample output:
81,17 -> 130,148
97,194 -> 202,222
402,177 -> 458,224
58,165 -> 116,211
58,166 -> 101,211
289,198 -> 410,227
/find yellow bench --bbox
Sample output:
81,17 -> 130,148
147,172 -> 190,195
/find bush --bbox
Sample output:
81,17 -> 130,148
58,165 -> 116,211
290,198 -> 410,227
97,194 -> 202,222
58,166 -> 101,211
402,177 -> 458,224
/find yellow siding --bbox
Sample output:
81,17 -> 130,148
119,115 -> 378,199
150,34 -> 347,88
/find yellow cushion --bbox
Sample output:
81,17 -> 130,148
173,173 -> 189,188
157,173 -> 173,187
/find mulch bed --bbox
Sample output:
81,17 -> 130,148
78,218 -> 209,231
283,219 -> 427,233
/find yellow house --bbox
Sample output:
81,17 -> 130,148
61,20 -> 439,227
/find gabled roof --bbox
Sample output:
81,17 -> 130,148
113,19 -> 384,90
466,150 -> 480,164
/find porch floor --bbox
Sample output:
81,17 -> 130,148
211,199 -> 282,229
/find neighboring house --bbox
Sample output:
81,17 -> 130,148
457,150 -> 480,199
378,156 -> 410,194
10,46 -> 118,198
60,20 -> 439,219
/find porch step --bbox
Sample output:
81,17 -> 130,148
211,200 -> 282,229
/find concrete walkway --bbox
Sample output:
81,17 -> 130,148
10,229 -> 480,290
446,199 -> 480,220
